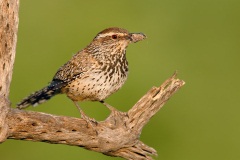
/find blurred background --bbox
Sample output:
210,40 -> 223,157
1,0 -> 240,159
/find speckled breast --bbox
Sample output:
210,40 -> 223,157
63,64 -> 128,102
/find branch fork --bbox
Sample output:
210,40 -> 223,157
5,73 -> 185,160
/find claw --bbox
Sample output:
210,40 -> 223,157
73,101 -> 98,133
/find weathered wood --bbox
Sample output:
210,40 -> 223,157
0,0 -> 19,142
7,73 -> 185,159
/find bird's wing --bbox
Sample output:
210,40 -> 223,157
52,51 -> 95,83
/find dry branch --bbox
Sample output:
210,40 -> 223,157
0,1 -> 186,159
0,0 -> 19,142
6,73 -> 185,160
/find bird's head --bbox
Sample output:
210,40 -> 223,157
94,27 -> 146,45
87,27 -> 146,56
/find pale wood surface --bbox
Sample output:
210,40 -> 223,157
0,0 -> 19,142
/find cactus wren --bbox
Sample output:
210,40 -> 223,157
17,27 -> 146,120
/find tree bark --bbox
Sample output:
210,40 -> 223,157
0,0 -> 185,159
6,73 -> 185,160
0,0 -> 19,142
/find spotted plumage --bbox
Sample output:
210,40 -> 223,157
17,27 -> 146,118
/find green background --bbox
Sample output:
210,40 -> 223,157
1,0 -> 240,159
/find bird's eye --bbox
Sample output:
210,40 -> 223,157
112,34 -> 118,39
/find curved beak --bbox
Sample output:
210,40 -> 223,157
129,32 -> 147,43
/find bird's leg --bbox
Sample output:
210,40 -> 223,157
73,101 -> 97,126
100,101 -> 118,112
100,101 -> 127,117
100,101 -> 128,127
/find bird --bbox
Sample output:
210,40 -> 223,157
17,27 -> 146,122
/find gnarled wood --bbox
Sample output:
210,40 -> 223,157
0,0 -> 19,142
7,73 -> 185,159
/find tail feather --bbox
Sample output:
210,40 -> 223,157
17,80 -> 66,109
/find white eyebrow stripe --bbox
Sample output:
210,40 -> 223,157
96,32 -> 126,39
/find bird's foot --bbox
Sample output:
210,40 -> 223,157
79,110 -> 98,135
80,109 -> 98,126
73,101 -> 98,132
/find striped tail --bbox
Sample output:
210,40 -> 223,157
17,80 -> 65,109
